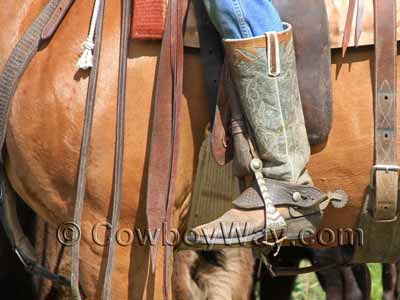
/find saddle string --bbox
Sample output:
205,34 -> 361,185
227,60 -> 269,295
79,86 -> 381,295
71,0 -> 105,299
342,0 -> 364,57
77,0 -> 102,70
102,0 -> 131,299
145,0 -> 187,275
163,1 -> 190,297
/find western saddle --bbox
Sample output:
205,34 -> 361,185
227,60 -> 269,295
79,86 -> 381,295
0,0 -> 398,299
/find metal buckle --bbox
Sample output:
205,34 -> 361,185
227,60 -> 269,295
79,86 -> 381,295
369,164 -> 400,188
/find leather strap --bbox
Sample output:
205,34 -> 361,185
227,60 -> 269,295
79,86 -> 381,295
352,0 -> 399,264
41,0 -> 75,41
145,0 -> 188,298
355,0 -> 364,46
372,0 -> 398,221
211,67 -> 233,166
70,1 -> 105,299
102,0 -> 131,299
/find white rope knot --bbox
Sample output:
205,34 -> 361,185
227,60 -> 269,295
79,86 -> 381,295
82,39 -> 95,50
77,40 -> 95,70
76,0 -> 101,70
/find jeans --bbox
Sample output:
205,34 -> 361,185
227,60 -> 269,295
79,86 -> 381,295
202,0 -> 283,39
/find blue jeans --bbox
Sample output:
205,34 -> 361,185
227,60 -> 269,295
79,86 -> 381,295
203,0 -> 283,39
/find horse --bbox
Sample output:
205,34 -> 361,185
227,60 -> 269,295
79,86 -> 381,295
2,0 -> 400,299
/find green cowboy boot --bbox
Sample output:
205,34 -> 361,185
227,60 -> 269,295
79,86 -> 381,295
188,24 -> 346,247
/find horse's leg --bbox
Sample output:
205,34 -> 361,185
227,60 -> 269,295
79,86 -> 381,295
396,261 -> 400,298
173,250 -> 205,300
311,248 -> 369,300
383,264 -> 397,300
258,269 -> 297,300
351,264 -> 371,300
173,249 -> 254,300
340,266 -> 363,300
258,247 -> 305,300
315,267 -> 343,300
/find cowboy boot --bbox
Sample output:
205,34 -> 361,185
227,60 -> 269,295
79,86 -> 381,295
188,24 -> 346,247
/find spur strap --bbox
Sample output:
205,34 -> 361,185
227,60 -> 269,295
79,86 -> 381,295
70,0 -> 105,299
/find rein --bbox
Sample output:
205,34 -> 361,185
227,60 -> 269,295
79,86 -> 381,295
102,0 -> 131,299
71,0 -> 105,299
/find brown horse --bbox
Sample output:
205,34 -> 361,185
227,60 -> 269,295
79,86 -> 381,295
1,0 -> 400,299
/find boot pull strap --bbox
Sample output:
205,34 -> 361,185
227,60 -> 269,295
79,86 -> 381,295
265,31 -> 281,77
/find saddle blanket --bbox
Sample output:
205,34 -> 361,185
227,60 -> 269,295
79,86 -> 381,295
131,0 -> 400,49
131,0 -> 166,39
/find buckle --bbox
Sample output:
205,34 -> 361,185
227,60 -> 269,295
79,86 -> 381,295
369,164 -> 400,189
369,164 -> 400,222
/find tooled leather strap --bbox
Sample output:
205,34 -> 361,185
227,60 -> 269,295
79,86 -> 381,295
146,0 -> 188,298
372,0 -> 398,221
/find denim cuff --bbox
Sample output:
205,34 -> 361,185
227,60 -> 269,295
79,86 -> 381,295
203,0 -> 283,39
